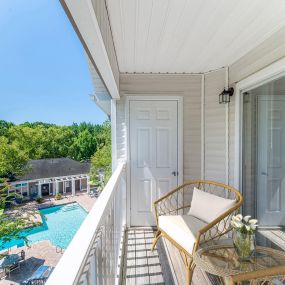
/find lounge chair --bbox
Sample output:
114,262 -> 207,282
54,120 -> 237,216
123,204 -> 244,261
151,180 -> 243,285
22,265 -> 54,285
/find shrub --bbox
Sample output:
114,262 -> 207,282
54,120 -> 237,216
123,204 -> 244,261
35,197 -> 44,204
55,193 -> 62,200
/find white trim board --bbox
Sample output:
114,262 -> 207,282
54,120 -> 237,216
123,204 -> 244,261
111,99 -> 117,171
225,67 -> 229,185
234,56 -> 285,191
61,0 -> 119,99
125,95 -> 183,227
201,75 -> 205,180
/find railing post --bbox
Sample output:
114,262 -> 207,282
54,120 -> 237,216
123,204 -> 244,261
111,99 -> 117,172
121,167 -> 127,226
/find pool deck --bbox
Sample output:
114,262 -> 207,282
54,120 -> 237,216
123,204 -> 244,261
38,191 -> 96,212
0,192 -> 96,285
0,240 -> 63,285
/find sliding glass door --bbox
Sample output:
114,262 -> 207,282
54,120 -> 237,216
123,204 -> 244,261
242,76 -> 285,227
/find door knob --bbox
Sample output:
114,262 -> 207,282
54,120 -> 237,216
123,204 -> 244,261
261,172 -> 268,176
172,171 -> 178,176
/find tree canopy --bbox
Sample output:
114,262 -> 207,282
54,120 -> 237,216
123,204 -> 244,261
0,120 -> 112,248
0,120 -> 111,179
0,178 -> 30,250
89,121 -> 111,183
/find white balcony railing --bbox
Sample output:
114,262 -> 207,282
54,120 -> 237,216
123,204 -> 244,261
46,162 -> 127,285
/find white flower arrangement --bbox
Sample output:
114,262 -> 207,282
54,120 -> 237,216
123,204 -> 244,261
231,214 -> 258,234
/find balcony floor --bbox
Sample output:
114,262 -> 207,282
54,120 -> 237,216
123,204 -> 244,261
121,228 -> 217,285
122,227 -> 169,284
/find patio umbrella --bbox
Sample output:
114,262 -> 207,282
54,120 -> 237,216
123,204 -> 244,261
0,254 -> 20,268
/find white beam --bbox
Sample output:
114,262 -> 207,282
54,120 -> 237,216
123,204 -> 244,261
61,0 -> 120,99
201,74 -> 205,180
225,67 -> 229,185
56,181 -> 59,195
111,99 -> 117,172
38,183 -> 42,198
87,177 -> 90,194
72,179 -> 76,196
53,182 -> 56,195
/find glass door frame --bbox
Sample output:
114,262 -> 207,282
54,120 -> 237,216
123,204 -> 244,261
234,58 -> 285,213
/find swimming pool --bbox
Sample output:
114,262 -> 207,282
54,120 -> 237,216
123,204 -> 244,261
1,203 -> 87,249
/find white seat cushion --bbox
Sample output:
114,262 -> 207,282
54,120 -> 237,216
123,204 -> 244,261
188,187 -> 236,223
159,215 -> 206,254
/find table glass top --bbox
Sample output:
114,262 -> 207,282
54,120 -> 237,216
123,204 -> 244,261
194,244 -> 285,277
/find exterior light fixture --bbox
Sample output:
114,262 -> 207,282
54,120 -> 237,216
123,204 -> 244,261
219,87 -> 234,104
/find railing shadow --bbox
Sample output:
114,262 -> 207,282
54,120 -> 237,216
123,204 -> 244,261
123,228 -> 175,285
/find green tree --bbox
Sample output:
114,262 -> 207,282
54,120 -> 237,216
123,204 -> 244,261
89,144 -> 112,182
0,120 -> 112,180
0,137 -> 29,177
0,120 -> 14,137
70,129 -> 97,161
89,120 -> 111,184
0,180 -> 29,251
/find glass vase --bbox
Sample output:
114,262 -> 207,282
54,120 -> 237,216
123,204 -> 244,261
233,230 -> 256,261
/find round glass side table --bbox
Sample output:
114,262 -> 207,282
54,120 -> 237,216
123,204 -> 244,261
193,244 -> 285,285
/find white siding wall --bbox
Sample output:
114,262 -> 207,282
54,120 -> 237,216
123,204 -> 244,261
116,72 -> 239,186
203,69 -> 236,186
116,96 -> 126,163
229,95 -> 236,186
204,69 -> 227,183
117,74 -> 202,181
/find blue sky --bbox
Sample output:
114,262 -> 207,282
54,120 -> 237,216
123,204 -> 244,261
0,0 -> 107,125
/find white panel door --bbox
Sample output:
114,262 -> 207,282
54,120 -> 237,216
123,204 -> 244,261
257,96 -> 285,226
130,100 -> 178,226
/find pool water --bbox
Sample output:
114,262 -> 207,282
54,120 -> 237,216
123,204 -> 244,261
1,203 -> 87,249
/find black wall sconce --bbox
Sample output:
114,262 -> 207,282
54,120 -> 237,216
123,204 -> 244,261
219,87 -> 234,104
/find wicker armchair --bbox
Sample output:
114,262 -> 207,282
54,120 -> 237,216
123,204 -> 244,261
151,180 -> 243,285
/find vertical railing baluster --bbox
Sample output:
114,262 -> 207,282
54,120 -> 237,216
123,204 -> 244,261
98,238 -> 103,285
89,254 -> 96,285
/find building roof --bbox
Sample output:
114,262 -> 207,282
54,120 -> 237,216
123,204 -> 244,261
17,158 -> 90,181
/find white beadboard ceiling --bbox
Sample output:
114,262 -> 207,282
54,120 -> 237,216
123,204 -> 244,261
106,0 -> 285,73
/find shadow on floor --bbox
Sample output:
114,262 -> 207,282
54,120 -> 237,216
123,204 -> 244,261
123,228 -> 175,285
